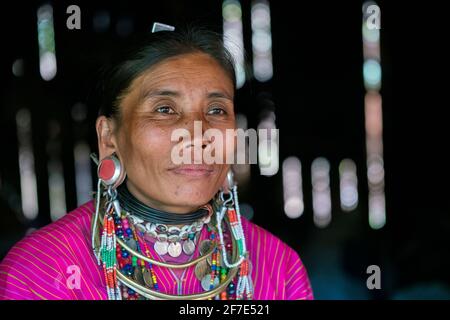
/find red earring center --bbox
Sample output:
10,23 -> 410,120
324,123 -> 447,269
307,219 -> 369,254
98,158 -> 116,181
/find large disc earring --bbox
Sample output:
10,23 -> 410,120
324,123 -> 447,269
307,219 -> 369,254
97,153 -> 126,189
91,152 -> 126,263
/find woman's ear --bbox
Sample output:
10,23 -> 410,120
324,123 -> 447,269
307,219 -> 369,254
96,116 -> 117,160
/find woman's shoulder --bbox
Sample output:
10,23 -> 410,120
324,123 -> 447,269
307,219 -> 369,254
239,216 -> 314,300
239,215 -> 308,272
0,201 -> 100,299
240,215 -> 298,258
1,201 -> 95,267
22,200 -> 94,248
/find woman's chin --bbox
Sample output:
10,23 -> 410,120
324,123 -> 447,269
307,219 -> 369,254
166,170 -> 220,190
168,189 -> 216,210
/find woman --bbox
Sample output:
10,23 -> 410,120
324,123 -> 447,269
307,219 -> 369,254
0,27 -> 313,300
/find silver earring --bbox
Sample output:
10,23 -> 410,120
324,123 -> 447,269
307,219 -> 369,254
91,153 -> 126,263
97,153 -> 126,189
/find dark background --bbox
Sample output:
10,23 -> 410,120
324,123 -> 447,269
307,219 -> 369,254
1,0 -> 449,299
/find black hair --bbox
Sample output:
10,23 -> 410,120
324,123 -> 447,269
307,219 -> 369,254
98,26 -> 237,120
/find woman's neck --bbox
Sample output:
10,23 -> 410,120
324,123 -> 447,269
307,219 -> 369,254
125,181 -> 201,214
117,181 -> 211,226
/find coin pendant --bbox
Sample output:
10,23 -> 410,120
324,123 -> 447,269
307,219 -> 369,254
133,267 -> 145,285
168,242 -> 182,258
125,238 -> 137,251
195,259 -> 210,281
136,224 -> 146,233
154,241 -> 168,256
201,274 -> 220,291
143,268 -> 153,287
182,239 -> 196,255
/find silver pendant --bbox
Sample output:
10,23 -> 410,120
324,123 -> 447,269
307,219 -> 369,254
168,242 -> 182,257
195,259 -> 210,281
199,240 -> 212,256
134,267 -> 145,286
125,238 -> 137,251
136,223 -> 146,233
143,268 -> 153,287
154,241 -> 168,256
201,274 -> 220,291
182,239 -> 196,255
129,215 -> 144,225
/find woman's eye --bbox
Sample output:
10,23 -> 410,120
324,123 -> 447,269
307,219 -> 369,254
207,106 -> 227,115
155,106 -> 175,114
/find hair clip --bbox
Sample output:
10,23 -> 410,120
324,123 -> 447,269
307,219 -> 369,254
151,22 -> 175,33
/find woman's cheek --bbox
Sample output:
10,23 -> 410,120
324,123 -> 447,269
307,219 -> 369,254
137,126 -> 175,159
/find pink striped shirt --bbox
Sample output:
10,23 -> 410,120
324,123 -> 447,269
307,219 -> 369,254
0,201 -> 313,300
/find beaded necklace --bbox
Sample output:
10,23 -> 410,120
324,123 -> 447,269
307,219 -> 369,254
93,185 -> 252,300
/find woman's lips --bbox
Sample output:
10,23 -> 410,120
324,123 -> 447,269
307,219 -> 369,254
168,164 -> 215,177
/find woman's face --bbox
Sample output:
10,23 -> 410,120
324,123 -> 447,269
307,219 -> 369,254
97,52 -> 236,213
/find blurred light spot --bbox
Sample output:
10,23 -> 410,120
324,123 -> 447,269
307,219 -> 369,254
16,109 -> 38,220
253,54 -> 273,82
369,191 -> 386,229
363,1 -> 386,230
37,4 -> 57,81
363,59 -> 381,90
251,1 -> 271,29
312,157 -> 331,228
339,159 -> 358,211
39,52 -> 57,81
47,120 -> 66,221
223,0 -> 246,88
12,59 -> 25,77
252,31 -> 272,53
365,92 -> 383,137
282,157 -> 304,219
48,159 -> 66,221
93,10 -> 110,33
362,23 -> 380,43
222,0 -> 242,21
71,102 -> 87,122
367,154 -> 384,186
251,0 -> 273,82
258,110 -> 279,176
258,135 -> 278,176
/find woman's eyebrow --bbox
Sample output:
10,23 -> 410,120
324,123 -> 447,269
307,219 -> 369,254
207,91 -> 233,101
142,89 -> 233,101
143,89 -> 180,99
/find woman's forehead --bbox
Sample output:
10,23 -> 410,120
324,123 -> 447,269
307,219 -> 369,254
132,53 -> 234,95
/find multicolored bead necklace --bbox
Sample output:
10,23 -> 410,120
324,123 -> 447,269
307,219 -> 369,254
94,185 -> 253,300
